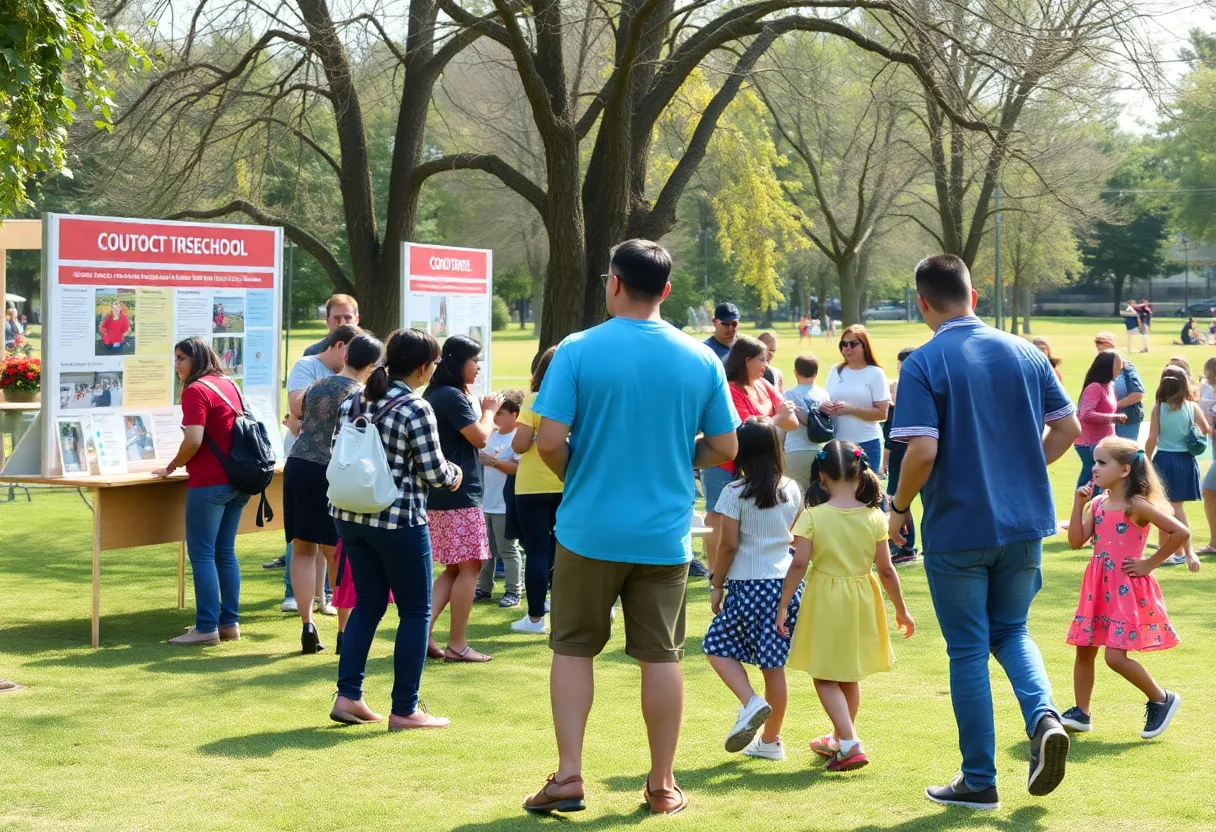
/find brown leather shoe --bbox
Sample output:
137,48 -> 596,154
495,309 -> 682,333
523,773 -> 585,814
218,625 -> 240,641
644,777 -> 688,815
168,628 -> 220,646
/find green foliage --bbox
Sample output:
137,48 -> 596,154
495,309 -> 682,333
491,295 -> 510,331
1080,141 -> 1171,286
0,0 -> 147,215
1163,62 -> 1216,243
494,266 -> 532,304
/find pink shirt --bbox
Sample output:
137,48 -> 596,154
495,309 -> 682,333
1076,382 -> 1119,447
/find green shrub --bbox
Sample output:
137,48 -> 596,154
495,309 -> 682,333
492,295 -> 511,331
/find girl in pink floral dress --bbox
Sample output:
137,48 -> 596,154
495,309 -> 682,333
1064,436 -> 1192,740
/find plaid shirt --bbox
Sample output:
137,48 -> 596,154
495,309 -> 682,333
329,379 -> 461,529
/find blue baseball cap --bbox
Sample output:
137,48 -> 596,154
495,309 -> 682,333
714,302 -> 740,322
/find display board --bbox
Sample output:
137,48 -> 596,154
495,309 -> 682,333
39,214 -> 284,477
401,243 -> 493,396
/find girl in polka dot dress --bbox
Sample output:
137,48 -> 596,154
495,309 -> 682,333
1063,436 -> 1192,740
703,417 -> 804,762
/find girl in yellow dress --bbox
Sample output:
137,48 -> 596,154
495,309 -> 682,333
776,440 -> 915,771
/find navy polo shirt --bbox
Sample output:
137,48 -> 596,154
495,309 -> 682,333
703,335 -> 732,361
890,316 -> 1075,554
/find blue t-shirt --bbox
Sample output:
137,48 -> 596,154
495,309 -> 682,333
890,316 -> 1075,554
703,335 -> 732,361
534,318 -> 740,565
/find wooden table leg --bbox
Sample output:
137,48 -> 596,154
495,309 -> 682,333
178,541 -> 186,609
91,487 -> 102,649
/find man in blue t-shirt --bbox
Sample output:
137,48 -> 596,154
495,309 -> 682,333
889,255 -> 1081,811
523,240 -> 739,817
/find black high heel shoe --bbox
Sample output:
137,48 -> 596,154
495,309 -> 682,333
302,623 -> 326,654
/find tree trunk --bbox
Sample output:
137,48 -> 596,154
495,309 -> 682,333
537,143 -> 587,350
837,257 -> 863,328
1010,270 -> 1022,336
1023,290 -> 1034,334
818,262 -> 831,325
1112,273 -> 1127,315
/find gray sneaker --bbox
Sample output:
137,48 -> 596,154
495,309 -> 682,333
924,773 -> 999,810
1141,690 -> 1181,739
1028,715 -> 1069,796
1060,706 -> 1092,733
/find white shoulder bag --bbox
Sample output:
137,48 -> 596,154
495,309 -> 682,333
327,392 -> 413,513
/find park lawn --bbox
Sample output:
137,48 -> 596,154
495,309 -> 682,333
2,317 -> 1215,831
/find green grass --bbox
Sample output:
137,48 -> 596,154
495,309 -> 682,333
2,318 -> 1216,831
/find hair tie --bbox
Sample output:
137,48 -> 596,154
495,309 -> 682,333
817,449 -> 829,461
854,448 -> 863,459
1135,449 -> 1145,459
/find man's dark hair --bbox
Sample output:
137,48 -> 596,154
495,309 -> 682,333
609,239 -> 671,300
914,254 -> 972,310
897,346 -> 917,363
327,324 -> 361,350
793,354 -> 819,379
500,388 -> 525,415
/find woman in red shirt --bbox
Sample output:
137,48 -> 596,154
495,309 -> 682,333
703,335 -> 798,574
155,335 -> 249,646
98,300 -> 130,353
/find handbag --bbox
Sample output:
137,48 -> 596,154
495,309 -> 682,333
1186,403 -> 1208,457
326,392 -> 413,513
805,395 -> 835,444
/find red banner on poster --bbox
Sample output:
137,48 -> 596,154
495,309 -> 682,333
57,217 -> 278,268
408,245 -> 489,280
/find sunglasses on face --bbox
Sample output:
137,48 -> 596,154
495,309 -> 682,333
840,340 -> 862,350
719,320 -> 739,329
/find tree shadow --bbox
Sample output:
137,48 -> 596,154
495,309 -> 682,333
601,759 -> 829,795
196,724 -> 383,757
848,805 -> 1049,832
1005,736 -> 1143,765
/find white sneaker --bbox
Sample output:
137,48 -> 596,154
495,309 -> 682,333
280,597 -> 298,613
725,695 -> 772,753
743,735 -> 786,761
1163,554 -> 1187,566
544,599 -> 551,613
511,615 -> 547,634
610,605 -> 617,621
316,597 -> 338,616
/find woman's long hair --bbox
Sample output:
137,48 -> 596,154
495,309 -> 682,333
836,324 -> 881,372
364,328 -> 440,402
733,417 -> 787,510
175,336 -> 225,387
530,346 -> 557,393
429,334 -> 482,391
805,439 -> 883,508
1097,436 -> 1169,514
1080,350 -> 1119,393
343,333 -> 384,372
723,335 -> 767,387
1156,365 -> 1194,410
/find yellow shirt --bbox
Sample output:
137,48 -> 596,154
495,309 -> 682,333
514,393 -> 564,495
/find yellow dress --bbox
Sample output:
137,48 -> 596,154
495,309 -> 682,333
786,504 -> 895,681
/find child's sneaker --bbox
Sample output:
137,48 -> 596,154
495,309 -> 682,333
743,735 -> 785,761
724,695 -> 771,753
1141,690 -> 1181,739
498,593 -> 520,608
1060,706 -> 1092,733
473,590 -> 494,603
826,744 -> 868,772
510,615 -> 547,634
809,733 -> 839,758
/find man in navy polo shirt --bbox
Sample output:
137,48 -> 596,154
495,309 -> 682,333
889,254 -> 1081,811
703,302 -> 739,361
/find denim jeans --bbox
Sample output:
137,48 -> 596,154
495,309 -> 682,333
516,492 -> 562,619
334,519 -> 432,717
185,484 -> 250,633
923,540 -> 1057,789
1074,444 -> 1096,489
858,438 -> 883,468
1114,420 -> 1140,442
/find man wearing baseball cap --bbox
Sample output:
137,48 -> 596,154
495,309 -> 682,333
704,302 -> 740,361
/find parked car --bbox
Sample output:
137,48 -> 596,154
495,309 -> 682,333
1175,298 -> 1216,317
863,303 -> 907,321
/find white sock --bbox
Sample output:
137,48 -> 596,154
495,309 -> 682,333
839,738 -> 860,754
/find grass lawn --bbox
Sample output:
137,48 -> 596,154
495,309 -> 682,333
2,317 -> 1215,831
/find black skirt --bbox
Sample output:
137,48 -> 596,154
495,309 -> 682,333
283,456 -> 339,546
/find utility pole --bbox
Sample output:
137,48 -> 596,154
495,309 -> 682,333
1182,234 -> 1190,307
993,187 -> 1003,331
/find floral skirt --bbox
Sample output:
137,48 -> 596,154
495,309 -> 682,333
428,507 -> 491,565
1066,554 -> 1179,651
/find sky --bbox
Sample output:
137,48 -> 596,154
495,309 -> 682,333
1119,0 -> 1216,133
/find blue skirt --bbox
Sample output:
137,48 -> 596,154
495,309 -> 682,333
1153,450 -> 1201,503
703,578 -> 801,670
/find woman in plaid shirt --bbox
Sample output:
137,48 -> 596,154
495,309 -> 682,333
329,329 -> 463,731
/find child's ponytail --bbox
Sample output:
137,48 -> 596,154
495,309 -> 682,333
854,462 -> 883,508
804,439 -> 883,508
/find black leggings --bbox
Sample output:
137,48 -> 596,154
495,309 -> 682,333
515,492 -> 562,619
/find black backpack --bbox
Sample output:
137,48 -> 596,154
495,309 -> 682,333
198,379 -> 276,526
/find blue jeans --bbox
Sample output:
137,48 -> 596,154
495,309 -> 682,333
1115,421 -> 1140,442
185,485 -> 250,633
516,492 -> 562,619
1074,444 -> 1096,489
858,438 -> 883,468
923,540 -> 1057,789
334,519 -> 432,717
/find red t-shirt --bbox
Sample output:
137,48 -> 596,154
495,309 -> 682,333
719,378 -> 783,474
100,312 -> 129,346
180,375 -> 240,487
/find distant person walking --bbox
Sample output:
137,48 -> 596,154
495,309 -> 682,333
889,254 -> 1081,809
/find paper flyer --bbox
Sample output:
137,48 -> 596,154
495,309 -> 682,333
245,393 -> 286,461
148,407 -> 185,460
123,357 -> 174,407
244,329 -> 275,387
55,417 -> 92,475
122,412 -> 159,463
174,289 -> 214,342
134,288 -> 173,355
88,412 -> 130,474
246,290 -> 275,329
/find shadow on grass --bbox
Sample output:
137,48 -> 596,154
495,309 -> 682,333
449,811 -> 650,830
601,759 -> 829,795
1005,736 -> 1143,764
197,724 -> 383,757
848,805 -> 1049,832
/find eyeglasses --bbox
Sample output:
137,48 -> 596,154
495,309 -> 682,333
600,273 -> 614,287
840,340 -> 862,350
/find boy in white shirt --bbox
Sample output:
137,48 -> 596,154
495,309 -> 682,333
782,355 -> 830,493
476,390 -> 525,607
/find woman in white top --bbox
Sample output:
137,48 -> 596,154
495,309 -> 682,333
703,417 -> 804,761
824,325 -> 891,466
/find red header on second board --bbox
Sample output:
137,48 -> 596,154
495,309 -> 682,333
57,217 -> 278,268
408,244 -> 489,280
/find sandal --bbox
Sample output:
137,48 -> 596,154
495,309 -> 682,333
426,644 -> 445,660
444,645 -> 492,663
523,773 -> 586,814
643,777 -> 688,815
1195,546 -> 1216,555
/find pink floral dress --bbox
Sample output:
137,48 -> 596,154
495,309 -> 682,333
1067,495 -> 1179,652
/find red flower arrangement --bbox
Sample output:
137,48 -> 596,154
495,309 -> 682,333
0,354 -> 41,392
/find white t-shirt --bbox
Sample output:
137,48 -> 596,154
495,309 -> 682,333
482,428 -> 518,514
713,477 -> 802,581
285,356 -> 335,453
825,364 -> 890,444
783,384 -> 830,453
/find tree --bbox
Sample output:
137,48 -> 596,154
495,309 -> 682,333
0,0 -> 146,215
1163,31 -> 1216,245
994,190 -> 1083,335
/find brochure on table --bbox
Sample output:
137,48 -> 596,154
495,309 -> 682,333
400,243 -> 493,397
39,214 -> 284,477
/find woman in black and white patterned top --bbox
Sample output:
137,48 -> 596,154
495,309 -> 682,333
329,328 -> 462,732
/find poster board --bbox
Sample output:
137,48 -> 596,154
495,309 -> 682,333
40,214 -> 284,477
401,243 -> 493,396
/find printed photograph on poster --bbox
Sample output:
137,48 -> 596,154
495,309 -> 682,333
60,371 -> 124,409
89,412 -> 129,474
430,296 -> 448,338
56,419 -> 89,474
124,415 -> 157,461
212,295 -> 245,333
95,288 -> 136,356
468,325 -> 484,346
213,336 -> 245,376
245,290 -> 274,329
